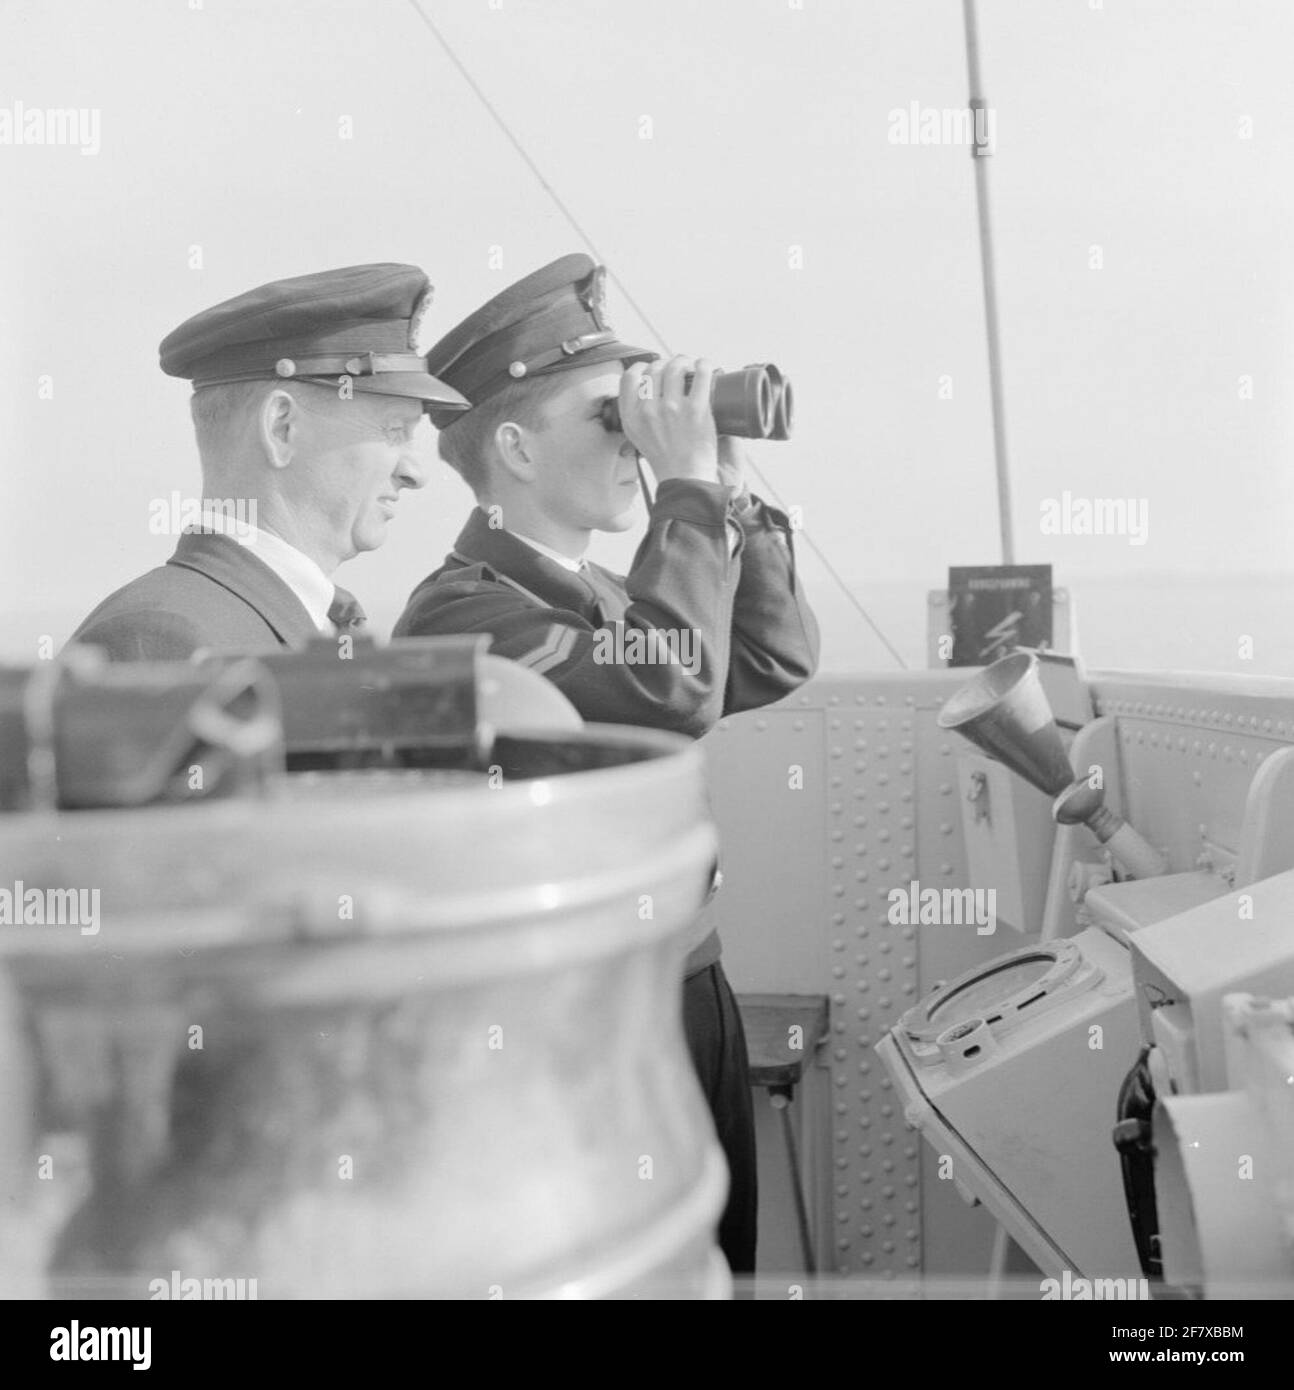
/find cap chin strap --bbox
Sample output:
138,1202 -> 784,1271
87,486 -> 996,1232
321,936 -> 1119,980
194,351 -> 433,388
468,331 -> 623,401
507,331 -> 618,378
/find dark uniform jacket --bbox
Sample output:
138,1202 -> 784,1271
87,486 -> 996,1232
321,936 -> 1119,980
395,479 -> 819,736
69,531 -> 320,662
394,477 -> 821,973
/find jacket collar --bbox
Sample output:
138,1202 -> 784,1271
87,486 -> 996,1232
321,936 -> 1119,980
452,508 -> 610,620
166,529 -> 322,647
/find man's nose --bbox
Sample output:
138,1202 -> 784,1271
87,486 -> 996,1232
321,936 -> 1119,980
395,444 -> 428,490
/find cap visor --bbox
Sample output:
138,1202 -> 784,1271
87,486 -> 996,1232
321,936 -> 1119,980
424,341 -> 658,428
345,373 -> 470,408
542,341 -> 658,375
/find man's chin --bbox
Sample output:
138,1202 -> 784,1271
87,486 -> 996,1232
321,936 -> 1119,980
601,500 -> 640,532
352,518 -> 392,554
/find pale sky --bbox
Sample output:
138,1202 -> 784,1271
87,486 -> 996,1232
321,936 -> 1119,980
4,0 -> 1293,673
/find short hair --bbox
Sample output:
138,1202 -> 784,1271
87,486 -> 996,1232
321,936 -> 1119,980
189,380 -> 274,452
188,379 -> 352,473
436,372 -> 582,498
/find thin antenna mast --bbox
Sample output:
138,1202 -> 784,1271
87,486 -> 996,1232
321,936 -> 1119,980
963,0 -> 1016,564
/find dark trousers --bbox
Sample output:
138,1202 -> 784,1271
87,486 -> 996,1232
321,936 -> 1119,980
682,961 -> 757,1274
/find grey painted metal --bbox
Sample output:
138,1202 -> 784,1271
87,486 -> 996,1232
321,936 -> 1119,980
710,669 -> 1294,1281
708,673 -> 1005,1277
1091,678 -> 1294,873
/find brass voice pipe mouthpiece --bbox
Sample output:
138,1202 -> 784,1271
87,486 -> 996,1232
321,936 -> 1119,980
937,650 -> 1169,880
600,363 -> 794,441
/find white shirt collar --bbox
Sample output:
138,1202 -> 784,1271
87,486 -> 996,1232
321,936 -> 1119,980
199,511 -> 335,632
510,530 -> 586,573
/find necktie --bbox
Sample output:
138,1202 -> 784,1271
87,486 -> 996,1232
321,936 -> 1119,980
328,586 -> 367,633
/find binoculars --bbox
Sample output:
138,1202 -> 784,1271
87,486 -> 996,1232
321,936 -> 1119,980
599,363 -> 794,441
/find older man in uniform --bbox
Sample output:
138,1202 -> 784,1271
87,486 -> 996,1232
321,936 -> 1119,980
70,264 -> 467,661
393,253 -> 820,1273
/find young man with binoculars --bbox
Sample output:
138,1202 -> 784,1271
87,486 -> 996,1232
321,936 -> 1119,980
394,253 -> 819,1274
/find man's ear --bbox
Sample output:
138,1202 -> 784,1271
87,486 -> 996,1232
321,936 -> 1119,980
259,388 -> 298,470
494,421 -> 536,485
